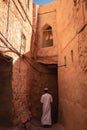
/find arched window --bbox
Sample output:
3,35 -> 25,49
42,25 -> 53,48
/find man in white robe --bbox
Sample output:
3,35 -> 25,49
40,88 -> 53,126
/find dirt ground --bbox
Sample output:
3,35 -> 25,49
27,123 -> 65,130
0,119 -> 65,130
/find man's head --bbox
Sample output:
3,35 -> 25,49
44,88 -> 48,93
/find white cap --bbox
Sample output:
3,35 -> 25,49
44,88 -> 48,91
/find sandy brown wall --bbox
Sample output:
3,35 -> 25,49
33,2 -> 58,64
0,0 -> 32,125
56,0 -> 87,130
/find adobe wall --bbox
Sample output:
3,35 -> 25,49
33,2 -> 58,64
56,0 -> 87,130
0,0 -> 32,125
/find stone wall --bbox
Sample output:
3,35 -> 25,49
56,0 -> 87,130
0,0 -> 32,125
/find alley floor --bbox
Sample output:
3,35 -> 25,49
26,123 -> 65,130
0,119 -> 65,130
0,124 -> 65,130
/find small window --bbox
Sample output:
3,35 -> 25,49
42,25 -> 53,48
27,0 -> 29,9
73,0 -> 77,6
64,56 -> 66,66
21,33 -> 26,52
71,50 -> 74,62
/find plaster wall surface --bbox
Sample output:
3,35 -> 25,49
0,0 -> 32,125
56,0 -> 87,130
34,2 -> 58,64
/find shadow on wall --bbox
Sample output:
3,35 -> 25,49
0,55 -> 12,127
0,52 -> 32,126
0,52 -> 58,126
12,55 -> 31,125
84,0 -> 87,9
28,62 -> 58,124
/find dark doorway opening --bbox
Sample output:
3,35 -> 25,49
0,54 -> 12,127
44,64 -> 58,124
29,63 -> 58,125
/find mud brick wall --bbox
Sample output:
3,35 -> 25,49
56,0 -> 87,130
